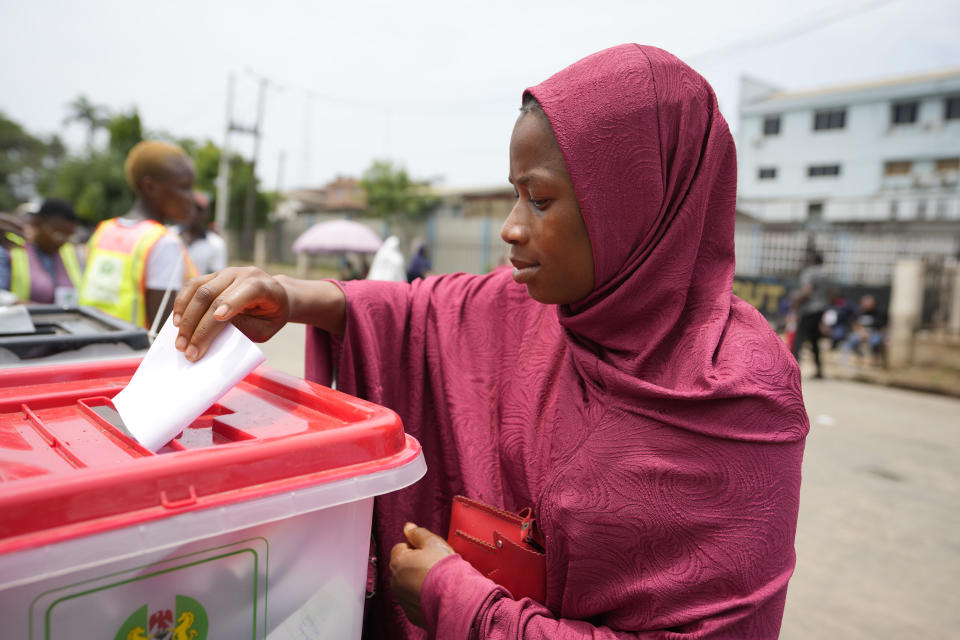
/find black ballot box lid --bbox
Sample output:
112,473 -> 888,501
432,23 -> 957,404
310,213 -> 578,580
0,305 -> 150,363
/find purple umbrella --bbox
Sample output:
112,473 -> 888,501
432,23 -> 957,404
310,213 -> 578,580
292,219 -> 383,254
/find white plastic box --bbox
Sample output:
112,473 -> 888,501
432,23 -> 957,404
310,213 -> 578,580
0,359 -> 426,639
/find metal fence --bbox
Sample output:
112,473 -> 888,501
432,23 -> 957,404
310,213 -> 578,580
233,214 -> 960,331
734,225 -> 960,287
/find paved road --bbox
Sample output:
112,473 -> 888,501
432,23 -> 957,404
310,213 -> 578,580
781,378 -> 959,639
260,325 -> 960,639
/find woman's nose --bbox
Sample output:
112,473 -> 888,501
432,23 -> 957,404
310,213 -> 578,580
500,203 -> 526,245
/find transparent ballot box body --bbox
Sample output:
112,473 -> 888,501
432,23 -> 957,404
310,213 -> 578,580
0,359 -> 425,639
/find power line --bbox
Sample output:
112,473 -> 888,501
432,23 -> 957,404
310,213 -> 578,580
687,0 -> 904,63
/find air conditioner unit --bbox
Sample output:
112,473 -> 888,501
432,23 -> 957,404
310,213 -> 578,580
752,135 -> 764,147
941,170 -> 959,187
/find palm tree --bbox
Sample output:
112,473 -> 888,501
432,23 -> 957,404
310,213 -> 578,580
63,95 -> 108,150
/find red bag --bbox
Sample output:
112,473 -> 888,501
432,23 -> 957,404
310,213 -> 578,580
446,495 -> 547,603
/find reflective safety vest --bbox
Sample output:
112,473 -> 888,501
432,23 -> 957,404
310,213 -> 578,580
9,243 -> 83,304
3,231 -> 25,247
78,218 -> 195,328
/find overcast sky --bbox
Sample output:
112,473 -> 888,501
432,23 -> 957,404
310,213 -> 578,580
2,0 -> 959,192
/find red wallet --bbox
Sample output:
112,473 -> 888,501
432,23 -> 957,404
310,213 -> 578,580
446,495 -> 547,603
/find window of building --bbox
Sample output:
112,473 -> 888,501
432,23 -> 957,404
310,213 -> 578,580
813,108 -> 846,130
946,97 -> 960,120
807,202 -> 824,221
935,157 -> 959,172
762,115 -> 781,136
891,101 -> 919,124
758,167 -> 777,180
808,164 -> 841,177
884,160 -> 912,176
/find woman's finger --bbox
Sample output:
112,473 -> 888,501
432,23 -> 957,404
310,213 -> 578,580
389,541 -> 412,572
403,522 -> 454,553
174,270 -> 238,356
172,272 -> 217,327
182,270 -> 289,360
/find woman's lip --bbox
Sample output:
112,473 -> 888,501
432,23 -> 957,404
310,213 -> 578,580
511,262 -> 540,283
509,257 -> 536,270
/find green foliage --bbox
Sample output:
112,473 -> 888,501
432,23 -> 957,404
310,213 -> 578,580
225,158 -> 271,231
107,110 -> 143,158
63,95 -> 108,150
360,160 -> 438,219
2,97 -> 270,230
189,140 -> 222,193
181,140 -> 270,231
0,111 -> 65,212
46,151 -> 132,223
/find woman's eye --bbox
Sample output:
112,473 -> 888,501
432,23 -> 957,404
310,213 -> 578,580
529,198 -> 548,211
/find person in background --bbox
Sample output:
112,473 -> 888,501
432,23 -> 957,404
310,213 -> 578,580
843,294 -> 887,366
78,140 -> 196,330
367,235 -> 406,282
0,199 -> 83,304
0,211 -> 27,249
824,291 -> 857,350
172,44 -> 808,638
791,250 -> 831,378
405,241 -> 432,283
182,191 -> 227,275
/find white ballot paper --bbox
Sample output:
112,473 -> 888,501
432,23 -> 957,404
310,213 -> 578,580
112,315 -> 266,451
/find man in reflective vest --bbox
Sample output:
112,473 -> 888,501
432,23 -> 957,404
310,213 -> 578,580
79,141 -> 197,329
0,199 -> 84,304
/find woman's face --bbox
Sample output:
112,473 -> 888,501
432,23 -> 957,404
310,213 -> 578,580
33,216 -> 75,254
501,111 -> 594,305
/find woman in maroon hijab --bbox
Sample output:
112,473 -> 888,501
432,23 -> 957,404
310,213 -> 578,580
174,44 -> 808,638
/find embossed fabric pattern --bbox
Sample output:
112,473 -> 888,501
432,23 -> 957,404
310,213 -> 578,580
306,44 -> 808,639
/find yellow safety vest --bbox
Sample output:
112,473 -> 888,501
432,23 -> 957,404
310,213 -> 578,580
9,243 -> 83,303
78,219 -> 196,328
3,231 -> 25,247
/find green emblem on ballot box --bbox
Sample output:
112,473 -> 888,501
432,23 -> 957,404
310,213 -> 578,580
115,594 -> 208,640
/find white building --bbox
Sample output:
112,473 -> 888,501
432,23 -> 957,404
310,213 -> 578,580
736,68 -> 960,224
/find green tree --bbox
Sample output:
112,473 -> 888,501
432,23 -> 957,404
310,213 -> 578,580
176,140 -> 271,231
3,99 -> 272,233
107,109 -> 143,158
0,111 -> 65,211
47,151 -> 131,223
360,160 -> 438,220
63,95 -> 108,151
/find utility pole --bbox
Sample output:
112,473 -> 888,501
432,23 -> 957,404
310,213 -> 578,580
241,76 -> 268,259
301,94 -> 312,186
214,75 -> 234,235
273,150 -> 287,261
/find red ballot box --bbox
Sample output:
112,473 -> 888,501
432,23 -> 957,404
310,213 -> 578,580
0,359 -> 425,639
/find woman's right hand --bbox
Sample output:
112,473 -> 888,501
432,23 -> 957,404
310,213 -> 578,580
172,266 -> 291,362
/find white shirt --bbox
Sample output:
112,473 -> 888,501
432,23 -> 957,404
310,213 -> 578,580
187,231 -> 228,275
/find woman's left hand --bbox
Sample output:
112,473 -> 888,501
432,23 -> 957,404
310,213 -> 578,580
389,522 -> 455,628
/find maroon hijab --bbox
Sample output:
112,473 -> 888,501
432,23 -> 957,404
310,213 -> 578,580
307,44 -> 807,638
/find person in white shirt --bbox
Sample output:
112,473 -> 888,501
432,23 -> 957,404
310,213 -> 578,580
183,191 -> 228,275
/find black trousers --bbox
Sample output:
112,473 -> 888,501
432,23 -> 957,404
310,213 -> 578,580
792,310 -> 824,376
